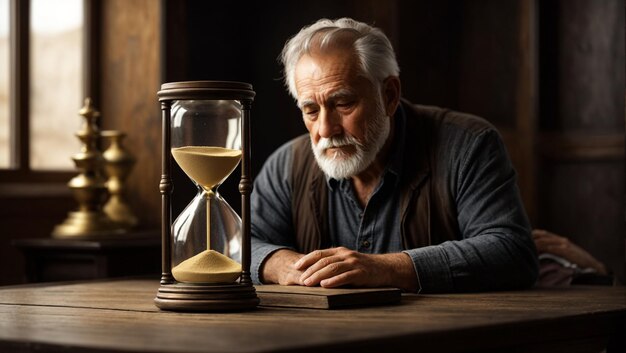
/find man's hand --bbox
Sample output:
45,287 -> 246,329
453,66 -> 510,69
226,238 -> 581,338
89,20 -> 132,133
533,229 -> 607,275
294,247 -> 418,292
260,249 -> 305,285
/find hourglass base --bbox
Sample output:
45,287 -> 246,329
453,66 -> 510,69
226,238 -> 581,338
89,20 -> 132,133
155,282 -> 259,311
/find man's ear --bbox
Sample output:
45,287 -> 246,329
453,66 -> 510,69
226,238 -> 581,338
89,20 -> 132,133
382,76 -> 401,117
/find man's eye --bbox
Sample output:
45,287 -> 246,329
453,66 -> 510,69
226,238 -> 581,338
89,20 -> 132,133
303,110 -> 318,119
336,101 -> 354,109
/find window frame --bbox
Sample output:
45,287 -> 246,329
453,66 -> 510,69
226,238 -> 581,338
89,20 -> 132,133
0,0 -> 99,184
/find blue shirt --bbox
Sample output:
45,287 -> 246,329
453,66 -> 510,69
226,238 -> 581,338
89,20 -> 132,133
326,108 -> 405,254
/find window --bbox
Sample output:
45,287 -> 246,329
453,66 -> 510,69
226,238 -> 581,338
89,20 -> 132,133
0,0 -> 9,168
30,0 -> 84,169
0,0 -> 96,181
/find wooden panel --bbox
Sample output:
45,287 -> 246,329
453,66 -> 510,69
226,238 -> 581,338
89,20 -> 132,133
537,0 -> 625,283
540,0 -> 625,132
100,0 -> 161,228
457,0 -> 520,128
556,0 -> 624,131
498,0 -> 538,223
538,160 -> 625,283
538,132 -> 625,161
396,0 -> 461,108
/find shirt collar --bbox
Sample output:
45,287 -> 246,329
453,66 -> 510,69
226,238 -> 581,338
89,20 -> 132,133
326,104 -> 407,191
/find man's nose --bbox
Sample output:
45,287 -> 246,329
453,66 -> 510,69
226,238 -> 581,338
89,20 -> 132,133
318,108 -> 342,138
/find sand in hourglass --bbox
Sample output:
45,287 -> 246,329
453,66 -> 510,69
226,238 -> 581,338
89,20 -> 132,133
171,146 -> 243,283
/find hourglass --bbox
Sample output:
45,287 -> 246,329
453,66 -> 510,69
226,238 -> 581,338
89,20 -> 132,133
155,81 -> 259,311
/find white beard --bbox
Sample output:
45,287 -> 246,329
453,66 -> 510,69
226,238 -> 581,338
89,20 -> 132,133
311,101 -> 390,180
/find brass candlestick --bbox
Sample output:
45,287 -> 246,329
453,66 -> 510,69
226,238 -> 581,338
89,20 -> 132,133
52,98 -> 125,238
102,130 -> 138,229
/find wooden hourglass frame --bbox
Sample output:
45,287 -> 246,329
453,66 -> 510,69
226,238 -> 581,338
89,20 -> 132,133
154,81 -> 259,311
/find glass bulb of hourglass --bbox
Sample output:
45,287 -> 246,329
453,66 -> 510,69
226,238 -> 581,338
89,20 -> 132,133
170,146 -> 242,283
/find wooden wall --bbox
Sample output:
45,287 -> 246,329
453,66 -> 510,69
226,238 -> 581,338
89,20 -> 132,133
536,0 -> 625,282
100,0 -> 161,230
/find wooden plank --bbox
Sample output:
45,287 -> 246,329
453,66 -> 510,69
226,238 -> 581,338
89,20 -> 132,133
514,0 -> 538,223
0,279 -> 160,312
0,279 -> 625,315
100,0 -> 161,230
538,132 -> 625,161
256,285 -> 401,309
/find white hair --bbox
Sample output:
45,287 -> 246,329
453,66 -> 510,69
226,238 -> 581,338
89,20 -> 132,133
280,18 -> 400,99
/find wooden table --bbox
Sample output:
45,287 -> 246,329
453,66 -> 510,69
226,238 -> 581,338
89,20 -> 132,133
0,279 -> 624,353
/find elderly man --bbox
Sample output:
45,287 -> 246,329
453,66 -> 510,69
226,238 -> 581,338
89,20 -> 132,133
250,18 -> 538,293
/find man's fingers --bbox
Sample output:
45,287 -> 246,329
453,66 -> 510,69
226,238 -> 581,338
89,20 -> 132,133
320,270 -> 360,288
299,255 -> 345,284
292,247 -> 362,287
294,249 -> 322,270
294,248 -> 338,270
301,260 -> 353,286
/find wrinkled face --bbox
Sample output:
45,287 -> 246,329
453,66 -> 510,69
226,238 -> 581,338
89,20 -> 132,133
294,47 -> 390,179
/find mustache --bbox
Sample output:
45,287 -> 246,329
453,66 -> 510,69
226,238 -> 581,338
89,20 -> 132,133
316,134 -> 363,151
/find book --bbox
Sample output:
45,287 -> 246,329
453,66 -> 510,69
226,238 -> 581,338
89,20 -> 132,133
255,285 -> 402,309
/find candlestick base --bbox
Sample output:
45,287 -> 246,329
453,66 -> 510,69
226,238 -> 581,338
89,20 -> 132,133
52,210 -> 126,238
